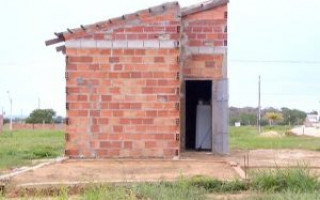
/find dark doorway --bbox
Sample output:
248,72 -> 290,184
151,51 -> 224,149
185,80 -> 212,150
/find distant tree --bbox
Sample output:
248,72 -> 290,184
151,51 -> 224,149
240,113 -> 257,125
260,118 -> 269,126
281,107 -> 306,126
53,116 -> 64,124
25,109 -> 56,124
309,110 -> 318,115
229,106 -> 306,126
3,118 -> 10,124
264,112 -> 283,126
229,107 -> 258,126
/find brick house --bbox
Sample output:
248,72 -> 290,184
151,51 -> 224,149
46,0 -> 229,158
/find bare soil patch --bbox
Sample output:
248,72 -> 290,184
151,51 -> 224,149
259,131 -> 282,138
291,126 -> 320,137
228,149 -> 320,168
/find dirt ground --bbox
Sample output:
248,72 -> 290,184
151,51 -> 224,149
5,149 -> 320,189
227,149 -> 320,168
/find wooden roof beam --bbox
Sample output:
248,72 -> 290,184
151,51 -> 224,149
45,37 -> 64,46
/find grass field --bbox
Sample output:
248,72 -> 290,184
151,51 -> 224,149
1,126 -> 320,171
229,126 -> 320,151
0,129 -> 64,171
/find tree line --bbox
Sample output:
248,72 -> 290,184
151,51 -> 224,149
2,107 -> 311,126
229,107 -> 308,126
2,109 -> 64,124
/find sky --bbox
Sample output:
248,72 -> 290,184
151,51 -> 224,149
0,0 -> 319,117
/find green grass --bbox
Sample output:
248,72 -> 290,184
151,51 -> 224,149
11,181 -> 207,200
131,181 -> 205,200
5,170 -> 320,199
229,126 -> 320,150
0,129 -> 64,171
246,168 -> 320,200
250,168 -> 319,192
246,191 -> 320,200
1,125 -> 320,172
2,169 -> 320,199
188,175 -> 248,193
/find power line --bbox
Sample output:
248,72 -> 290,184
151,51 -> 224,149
257,75 -> 261,134
229,59 -> 320,64
232,92 -> 319,96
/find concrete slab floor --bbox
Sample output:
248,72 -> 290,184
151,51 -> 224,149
7,152 -> 238,187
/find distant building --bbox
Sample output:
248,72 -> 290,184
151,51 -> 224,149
305,114 -> 320,127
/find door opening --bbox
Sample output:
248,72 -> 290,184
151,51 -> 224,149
185,80 -> 212,151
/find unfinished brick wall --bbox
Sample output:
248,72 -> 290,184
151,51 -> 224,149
180,4 -> 228,152
64,5 -> 180,158
46,0 -> 229,158
181,5 -> 227,79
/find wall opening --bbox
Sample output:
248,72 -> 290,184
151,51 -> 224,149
185,80 -> 212,151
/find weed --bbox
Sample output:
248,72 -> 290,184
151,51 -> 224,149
57,186 -> 69,200
188,175 -> 248,193
132,181 -> 205,200
81,185 -> 137,200
250,168 -> 319,192
247,191 -> 320,200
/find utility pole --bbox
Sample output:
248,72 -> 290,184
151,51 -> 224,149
7,91 -> 13,131
20,109 -> 23,123
318,100 -> 320,122
258,75 -> 261,134
38,97 -> 41,109
288,114 -> 291,126
0,107 -> 3,133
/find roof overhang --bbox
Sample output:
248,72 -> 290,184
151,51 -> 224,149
45,0 -> 229,48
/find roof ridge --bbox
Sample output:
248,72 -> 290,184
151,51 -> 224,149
181,0 -> 228,17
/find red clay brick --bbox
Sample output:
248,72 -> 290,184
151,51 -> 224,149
109,57 -> 120,63
124,141 -> 133,149
102,95 -> 112,101
100,141 -> 121,148
154,57 -> 165,63
77,95 -> 87,101
145,141 -> 157,148
113,125 -> 123,132
90,110 -> 100,117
